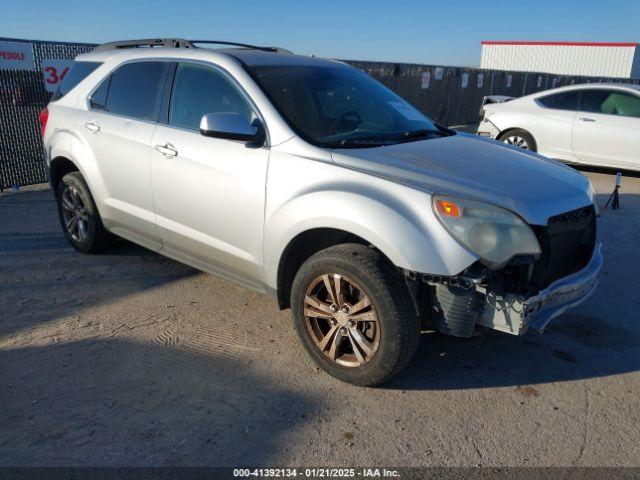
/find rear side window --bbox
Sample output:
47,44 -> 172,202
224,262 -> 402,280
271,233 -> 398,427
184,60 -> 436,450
537,91 -> 579,111
52,61 -> 102,100
580,89 -> 640,118
104,61 -> 167,121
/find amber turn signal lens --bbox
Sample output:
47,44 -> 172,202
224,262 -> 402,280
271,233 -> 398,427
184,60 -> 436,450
435,199 -> 461,218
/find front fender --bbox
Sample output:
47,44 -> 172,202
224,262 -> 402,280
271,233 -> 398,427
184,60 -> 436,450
263,188 -> 478,291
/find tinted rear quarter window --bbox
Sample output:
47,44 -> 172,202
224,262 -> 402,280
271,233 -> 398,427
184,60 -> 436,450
105,61 -> 167,121
89,76 -> 110,110
537,91 -> 579,111
52,61 -> 102,100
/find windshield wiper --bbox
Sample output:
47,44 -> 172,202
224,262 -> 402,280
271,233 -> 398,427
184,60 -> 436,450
396,129 -> 447,140
324,138 -> 392,148
323,128 -> 453,148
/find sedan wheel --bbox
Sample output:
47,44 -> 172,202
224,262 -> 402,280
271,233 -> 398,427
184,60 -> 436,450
498,129 -> 536,152
503,135 -> 529,149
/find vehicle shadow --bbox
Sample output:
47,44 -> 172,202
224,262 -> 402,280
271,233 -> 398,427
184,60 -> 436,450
388,191 -> 640,390
2,188 -> 639,395
0,337 -> 316,466
388,315 -> 640,391
572,164 -> 640,179
0,189 -> 198,337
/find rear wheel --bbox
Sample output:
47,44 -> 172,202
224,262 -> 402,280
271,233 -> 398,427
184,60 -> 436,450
498,129 -> 536,152
56,172 -> 113,253
291,244 -> 420,386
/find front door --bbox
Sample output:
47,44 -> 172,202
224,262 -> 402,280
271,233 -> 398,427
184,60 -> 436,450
573,89 -> 640,169
150,62 -> 269,288
533,89 -> 580,161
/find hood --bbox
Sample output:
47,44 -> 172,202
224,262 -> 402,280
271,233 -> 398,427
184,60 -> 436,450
330,133 -> 592,225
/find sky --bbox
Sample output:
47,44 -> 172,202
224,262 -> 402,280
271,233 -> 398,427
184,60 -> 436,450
1,0 -> 639,66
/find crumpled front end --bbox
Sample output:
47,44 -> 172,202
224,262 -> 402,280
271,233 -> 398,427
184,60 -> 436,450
476,243 -> 601,335
415,204 -> 601,337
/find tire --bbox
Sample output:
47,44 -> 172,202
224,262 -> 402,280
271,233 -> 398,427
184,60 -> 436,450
55,171 -> 113,253
291,243 -> 420,386
498,128 -> 537,152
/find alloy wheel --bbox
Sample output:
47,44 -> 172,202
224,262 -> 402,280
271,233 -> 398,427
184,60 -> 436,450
503,135 -> 529,149
61,185 -> 89,242
303,273 -> 381,367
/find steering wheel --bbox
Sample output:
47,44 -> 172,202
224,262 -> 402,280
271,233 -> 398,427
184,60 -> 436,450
330,110 -> 363,134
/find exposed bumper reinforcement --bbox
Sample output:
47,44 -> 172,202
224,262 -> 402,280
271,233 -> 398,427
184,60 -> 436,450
477,243 -> 602,335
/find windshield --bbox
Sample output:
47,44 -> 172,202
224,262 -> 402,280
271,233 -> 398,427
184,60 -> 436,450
248,64 -> 448,148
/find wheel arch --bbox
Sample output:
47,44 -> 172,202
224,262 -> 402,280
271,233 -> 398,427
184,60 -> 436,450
266,190 -> 478,310
276,228 -> 377,309
47,130 -> 106,208
497,127 -> 538,152
49,156 -> 80,190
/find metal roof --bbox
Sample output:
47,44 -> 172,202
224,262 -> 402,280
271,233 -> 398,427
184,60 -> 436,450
481,41 -> 639,47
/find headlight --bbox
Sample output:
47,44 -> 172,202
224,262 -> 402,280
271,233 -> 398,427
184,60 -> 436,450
433,196 -> 541,269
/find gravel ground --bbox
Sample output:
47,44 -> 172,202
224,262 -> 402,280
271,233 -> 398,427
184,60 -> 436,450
1,169 -> 639,468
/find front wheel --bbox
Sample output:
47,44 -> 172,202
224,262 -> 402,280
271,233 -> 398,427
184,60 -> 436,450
498,128 -> 537,152
291,244 -> 420,386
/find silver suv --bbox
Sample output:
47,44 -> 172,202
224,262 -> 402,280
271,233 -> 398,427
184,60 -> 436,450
42,39 -> 602,386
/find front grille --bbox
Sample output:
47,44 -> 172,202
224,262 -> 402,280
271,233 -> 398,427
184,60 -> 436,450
531,205 -> 597,289
549,206 -> 593,225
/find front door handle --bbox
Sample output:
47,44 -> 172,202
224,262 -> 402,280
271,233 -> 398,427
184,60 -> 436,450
85,121 -> 100,133
579,117 -> 596,122
154,143 -> 178,157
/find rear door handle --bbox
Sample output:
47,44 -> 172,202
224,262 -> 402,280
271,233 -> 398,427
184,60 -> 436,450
85,121 -> 100,132
154,143 -> 178,157
579,117 -> 596,122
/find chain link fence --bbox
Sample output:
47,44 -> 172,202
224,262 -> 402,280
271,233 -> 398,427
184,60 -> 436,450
344,60 -> 640,126
1,38 -> 95,191
1,37 -> 639,190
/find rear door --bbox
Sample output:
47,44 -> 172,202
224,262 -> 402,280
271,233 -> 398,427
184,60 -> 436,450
572,89 -> 640,169
82,60 -> 169,249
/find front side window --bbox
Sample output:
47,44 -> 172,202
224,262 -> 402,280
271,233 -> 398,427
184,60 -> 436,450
248,64 -> 443,147
537,91 -> 580,111
580,89 -> 640,118
104,61 -> 167,121
169,63 -> 252,131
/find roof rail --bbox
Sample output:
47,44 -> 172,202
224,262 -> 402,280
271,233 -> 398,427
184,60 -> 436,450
190,40 -> 292,54
93,38 -> 195,51
93,38 -> 292,54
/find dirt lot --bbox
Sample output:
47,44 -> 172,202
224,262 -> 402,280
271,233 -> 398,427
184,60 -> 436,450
1,170 -> 639,468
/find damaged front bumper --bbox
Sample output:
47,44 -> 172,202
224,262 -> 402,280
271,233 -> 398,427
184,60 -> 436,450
476,118 -> 500,139
477,243 -> 603,335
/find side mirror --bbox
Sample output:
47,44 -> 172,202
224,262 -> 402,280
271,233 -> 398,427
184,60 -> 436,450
199,112 -> 265,146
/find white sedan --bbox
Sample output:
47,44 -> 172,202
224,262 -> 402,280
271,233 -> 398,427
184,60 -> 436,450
477,83 -> 640,171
